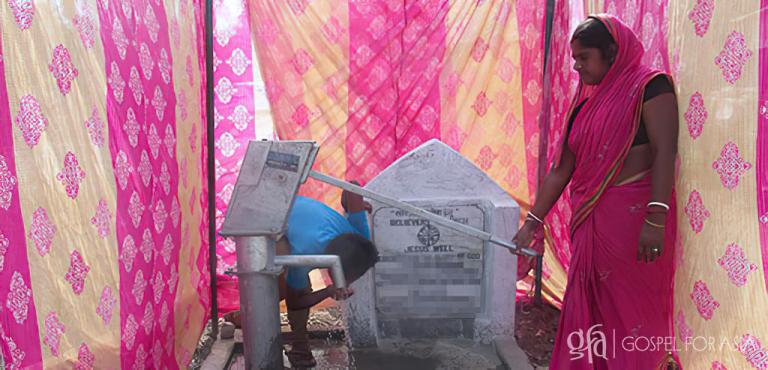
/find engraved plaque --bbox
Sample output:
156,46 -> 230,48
373,202 -> 485,319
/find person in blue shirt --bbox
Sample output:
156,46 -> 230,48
226,185 -> 377,367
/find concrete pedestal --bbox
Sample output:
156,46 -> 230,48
344,139 -> 520,348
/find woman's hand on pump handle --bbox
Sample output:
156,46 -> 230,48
511,215 -> 544,255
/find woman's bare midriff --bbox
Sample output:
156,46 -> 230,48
614,143 -> 652,185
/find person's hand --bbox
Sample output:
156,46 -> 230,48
327,285 -> 355,300
341,180 -> 371,213
637,216 -> 665,263
511,220 -> 542,255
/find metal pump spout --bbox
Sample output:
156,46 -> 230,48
274,255 -> 346,288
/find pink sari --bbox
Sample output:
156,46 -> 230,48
549,15 -> 677,369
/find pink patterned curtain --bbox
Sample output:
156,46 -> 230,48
0,0 -> 209,367
244,0 -> 548,300
545,1 -> 768,368
205,0 -> 279,314
5,0 -> 765,368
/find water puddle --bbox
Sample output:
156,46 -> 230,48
226,337 -> 502,369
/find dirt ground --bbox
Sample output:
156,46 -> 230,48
512,297 -> 680,370
514,296 -> 560,368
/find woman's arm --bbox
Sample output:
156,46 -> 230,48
530,144 -> 576,219
512,142 -> 576,249
637,92 -> 678,262
643,93 -> 679,207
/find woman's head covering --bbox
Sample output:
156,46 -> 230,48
560,14 -> 672,231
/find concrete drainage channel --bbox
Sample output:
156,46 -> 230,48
213,332 -> 520,370
199,313 -> 535,370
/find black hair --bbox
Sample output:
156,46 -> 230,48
324,233 -> 379,283
572,17 -> 616,60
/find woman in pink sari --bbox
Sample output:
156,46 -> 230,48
513,15 -> 679,369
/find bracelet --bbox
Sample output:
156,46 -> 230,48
527,211 -> 544,224
644,218 -> 665,229
647,201 -> 670,211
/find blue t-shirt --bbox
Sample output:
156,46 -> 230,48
284,196 -> 370,289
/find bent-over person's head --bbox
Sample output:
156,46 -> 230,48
324,233 -> 379,284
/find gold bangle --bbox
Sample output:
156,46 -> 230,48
644,218 -> 665,229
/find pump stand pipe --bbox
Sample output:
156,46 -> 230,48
235,236 -> 283,370
236,237 -> 349,370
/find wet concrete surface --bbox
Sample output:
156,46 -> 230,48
311,341 -> 441,370
227,337 -> 506,369
212,307 -> 527,369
